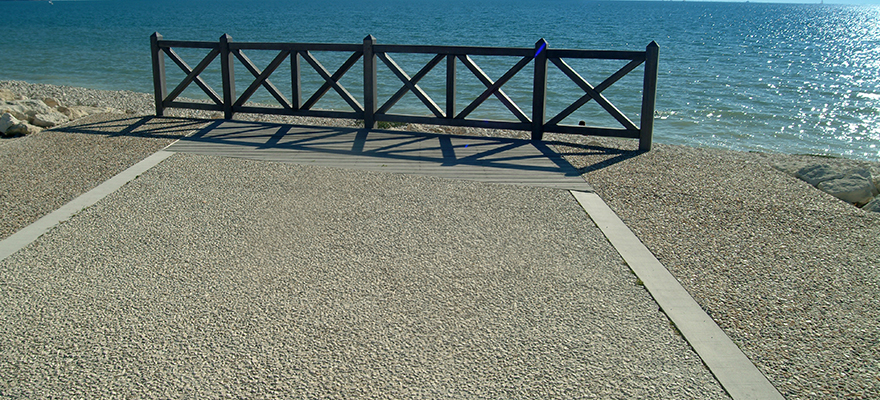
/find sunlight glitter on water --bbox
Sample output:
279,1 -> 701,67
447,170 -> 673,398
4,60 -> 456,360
1,0 -> 878,160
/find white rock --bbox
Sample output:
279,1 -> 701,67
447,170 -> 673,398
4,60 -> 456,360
42,97 -> 61,108
5,122 -> 39,136
870,166 -> 880,195
817,173 -> 876,206
0,102 -> 30,121
32,112 -> 69,128
18,99 -> 54,119
863,197 -> 880,213
846,168 -> 877,196
0,113 -> 21,134
57,105 -> 74,118
795,163 -> 844,186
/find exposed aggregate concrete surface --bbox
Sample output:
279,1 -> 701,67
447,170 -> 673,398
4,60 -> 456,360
0,112 -> 208,240
0,152 -> 727,398
4,80 -> 879,398
549,137 -> 880,400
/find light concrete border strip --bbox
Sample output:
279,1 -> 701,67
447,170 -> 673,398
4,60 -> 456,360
570,191 -> 784,400
0,149 -> 175,262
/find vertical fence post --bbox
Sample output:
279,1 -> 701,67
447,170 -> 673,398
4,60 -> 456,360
639,41 -> 659,151
363,35 -> 378,129
150,32 -> 167,117
532,38 -> 548,141
446,54 -> 456,119
220,34 -> 236,120
291,51 -> 301,110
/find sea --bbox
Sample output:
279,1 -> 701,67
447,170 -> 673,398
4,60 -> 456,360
1,0 -> 879,161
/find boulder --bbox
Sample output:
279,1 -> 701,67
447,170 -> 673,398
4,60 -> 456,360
870,166 -> 880,195
31,111 -> 69,128
0,102 -> 30,121
18,99 -> 54,119
5,122 -> 40,136
795,163 -> 844,186
864,197 -> 880,213
817,173 -> 876,206
0,113 -> 21,134
42,97 -> 61,108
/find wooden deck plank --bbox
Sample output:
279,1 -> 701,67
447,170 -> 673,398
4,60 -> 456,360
166,120 -> 593,192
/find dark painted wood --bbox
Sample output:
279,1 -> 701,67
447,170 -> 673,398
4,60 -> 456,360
166,101 -> 224,111
300,51 -> 364,113
231,42 -> 361,52
446,55 -> 456,119
363,35 -> 378,129
219,34 -> 235,119
290,51 -> 301,110
150,32 -> 167,116
375,44 -> 533,57
163,47 -> 222,106
152,34 -> 658,149
640,41 -> 660,151
376,53 -> 445,118
531,39 -> 548,141
546,58 -> 643,127
546,49 -> 645,60
455,55 -> 531,123
237,106 -> 359,120
544,124 -> 640,139
231,49 -> 292,109
375,114 -> 531,131
157,40 -> 218,49
550,57 -> 637,131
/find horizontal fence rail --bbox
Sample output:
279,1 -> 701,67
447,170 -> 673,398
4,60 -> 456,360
151,32 -> 659,150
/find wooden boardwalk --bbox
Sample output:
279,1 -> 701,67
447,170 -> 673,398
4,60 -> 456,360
167,120 -> 593,192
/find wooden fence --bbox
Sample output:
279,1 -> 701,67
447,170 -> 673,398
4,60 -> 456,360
151,33 -> 659,150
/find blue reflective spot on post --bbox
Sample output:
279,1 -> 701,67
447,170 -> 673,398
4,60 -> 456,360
534,43 -> 546,58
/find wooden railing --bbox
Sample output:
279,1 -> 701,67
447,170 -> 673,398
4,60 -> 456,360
151,33 -> 659,150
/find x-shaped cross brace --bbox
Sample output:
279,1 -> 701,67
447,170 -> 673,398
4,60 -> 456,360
546,58 -> 643,130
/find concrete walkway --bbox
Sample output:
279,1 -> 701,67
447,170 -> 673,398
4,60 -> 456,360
167,120 -> 593,192
0,119 -> 779,398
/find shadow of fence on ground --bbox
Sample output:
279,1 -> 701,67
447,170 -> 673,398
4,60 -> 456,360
51,115 -> 212,140
542,139 -> 645,174
51,115 -> 641,181
180,120 -> 583,176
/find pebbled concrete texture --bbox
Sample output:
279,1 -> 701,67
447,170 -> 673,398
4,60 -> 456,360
0,153 -> 728,399
0,114 -> 208,240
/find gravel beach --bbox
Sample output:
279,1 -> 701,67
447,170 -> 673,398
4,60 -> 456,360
1,80 -> 879,398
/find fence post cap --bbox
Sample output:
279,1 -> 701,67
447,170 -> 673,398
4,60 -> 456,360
151,32 -> 163,40
647,41 -> 659,48
364,34 -> 377,43
534,38 -> 548,58
220,33 -> 233,42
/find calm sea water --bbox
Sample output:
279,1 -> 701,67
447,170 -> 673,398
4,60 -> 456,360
2,0 -> 879,161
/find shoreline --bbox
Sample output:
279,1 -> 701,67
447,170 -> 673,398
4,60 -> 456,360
2,80 -> 879,398
3,78 -> 879,164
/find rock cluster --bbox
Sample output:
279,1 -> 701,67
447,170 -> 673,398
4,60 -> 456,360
775,160 -> 880,212
0,88 -> 119,137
